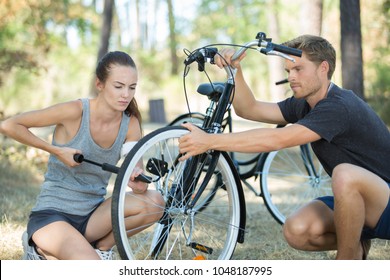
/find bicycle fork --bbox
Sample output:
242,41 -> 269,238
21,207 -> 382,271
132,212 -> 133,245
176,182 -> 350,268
150,153 -> 219,258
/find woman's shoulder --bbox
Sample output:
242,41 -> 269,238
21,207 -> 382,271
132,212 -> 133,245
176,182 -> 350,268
49,99 -> 84,122
125,115 -> 142,141
51,99 -> 83,109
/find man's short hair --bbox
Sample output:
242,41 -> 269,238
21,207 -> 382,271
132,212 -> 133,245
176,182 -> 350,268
283,35 -> 336,80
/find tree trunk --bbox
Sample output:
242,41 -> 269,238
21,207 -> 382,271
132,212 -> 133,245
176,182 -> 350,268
340,0 -> 364,99
90,0 -> 114,96
300,0 -> 323,35
167,0 -> 178,75
267,0 -> 286,101
135,0 -> 141,49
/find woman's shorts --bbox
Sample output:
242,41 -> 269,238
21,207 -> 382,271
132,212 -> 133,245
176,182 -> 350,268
316,182 -> 390,240
26,209 -> 94,246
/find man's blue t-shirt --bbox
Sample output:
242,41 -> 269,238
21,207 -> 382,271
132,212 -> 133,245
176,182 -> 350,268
278,84 -> 390,182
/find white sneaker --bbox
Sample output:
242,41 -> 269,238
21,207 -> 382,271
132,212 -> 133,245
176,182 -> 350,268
22,231 -> 45,260
95,248 -> 114,260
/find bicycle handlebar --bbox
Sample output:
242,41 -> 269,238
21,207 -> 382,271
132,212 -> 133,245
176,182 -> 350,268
181,32 -> 301,133
271,42 -> 302,57
184,47 -> 218,70
232,32 -> 302,61
184,32 -> 302,69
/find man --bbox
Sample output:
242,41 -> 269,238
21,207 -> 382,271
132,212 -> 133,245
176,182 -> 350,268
178,35 -> 390,259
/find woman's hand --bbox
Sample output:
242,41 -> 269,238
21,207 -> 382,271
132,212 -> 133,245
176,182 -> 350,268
128,166 -> 148,194
54,147 -> 82,167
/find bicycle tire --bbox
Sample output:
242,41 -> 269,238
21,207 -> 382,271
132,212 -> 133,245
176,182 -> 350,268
260,144 -> 332,224
112,126 -> 245,260
168,112 -> 205,127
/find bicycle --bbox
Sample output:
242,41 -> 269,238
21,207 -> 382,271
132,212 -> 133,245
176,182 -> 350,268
107,32 -> 331,260
168,81 -> 332,225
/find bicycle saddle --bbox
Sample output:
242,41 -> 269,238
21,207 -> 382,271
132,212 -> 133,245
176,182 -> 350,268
197,82 -> 225,102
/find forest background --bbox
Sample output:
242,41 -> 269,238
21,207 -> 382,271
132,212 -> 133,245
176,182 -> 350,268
1,0 -> 390,260
1,0 -> 389,123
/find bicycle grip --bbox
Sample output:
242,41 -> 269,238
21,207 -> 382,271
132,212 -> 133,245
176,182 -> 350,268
271,43 -> 302,57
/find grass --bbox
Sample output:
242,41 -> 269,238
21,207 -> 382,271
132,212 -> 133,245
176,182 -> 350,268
1,143 -> 389,260
0,149 -> 43,260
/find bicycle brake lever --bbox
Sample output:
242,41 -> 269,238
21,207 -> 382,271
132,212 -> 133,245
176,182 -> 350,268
261,49 -> 296,62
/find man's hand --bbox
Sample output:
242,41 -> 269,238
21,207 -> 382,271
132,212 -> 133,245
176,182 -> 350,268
178,122 -> 211,161
214,48 -> 247,69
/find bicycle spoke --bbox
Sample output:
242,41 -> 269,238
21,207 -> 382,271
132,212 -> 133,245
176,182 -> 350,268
260,146 -> 332,224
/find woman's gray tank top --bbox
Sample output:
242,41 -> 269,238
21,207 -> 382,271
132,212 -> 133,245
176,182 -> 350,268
32,98 -> 130,216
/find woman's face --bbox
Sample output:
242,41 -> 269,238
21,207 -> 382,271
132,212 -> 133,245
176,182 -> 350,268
98,64 -> 138,112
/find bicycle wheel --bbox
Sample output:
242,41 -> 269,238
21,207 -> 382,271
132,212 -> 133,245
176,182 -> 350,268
168,112 -> 205,127
112,126 -> 245,260
260,144 -> 332,225
230,151 -> 261,179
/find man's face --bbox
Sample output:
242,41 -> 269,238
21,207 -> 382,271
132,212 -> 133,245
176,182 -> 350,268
285,53 -> 323,100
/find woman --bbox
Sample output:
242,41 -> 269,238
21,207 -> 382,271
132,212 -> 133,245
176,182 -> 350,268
0,51 -> 165,260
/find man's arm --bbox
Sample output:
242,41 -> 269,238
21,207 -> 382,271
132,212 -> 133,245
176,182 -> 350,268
179,123 -> 321,161
214,48 -> 287,125
232,67 -> 287,125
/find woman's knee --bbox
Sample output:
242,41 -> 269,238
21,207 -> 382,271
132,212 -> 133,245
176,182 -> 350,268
133,190 -> 164,219
149,190 -> 165,208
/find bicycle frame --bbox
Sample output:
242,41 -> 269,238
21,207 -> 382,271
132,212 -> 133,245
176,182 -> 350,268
172,32 -> 302,218
174,31 -> 303,212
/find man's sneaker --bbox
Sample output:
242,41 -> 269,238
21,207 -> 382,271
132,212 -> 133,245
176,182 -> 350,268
22,231 -> 45,260
95,248 -> 114,260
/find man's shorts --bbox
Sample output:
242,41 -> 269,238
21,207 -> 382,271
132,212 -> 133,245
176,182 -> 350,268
316,182 -> 390,240
26,209 -> 94,246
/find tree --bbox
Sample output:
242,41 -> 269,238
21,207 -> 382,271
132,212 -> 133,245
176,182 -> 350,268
90,0 -> 115,96
340,0 -> 364,99
167,0 -> 179,75
0,0 -> 97,114
0,0 -> 93,87
300,0 -> 323,36
267,0 -> 286,101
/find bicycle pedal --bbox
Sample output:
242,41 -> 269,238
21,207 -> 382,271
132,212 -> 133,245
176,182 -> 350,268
193,255 -> 206,260
189,242 -> 213,255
